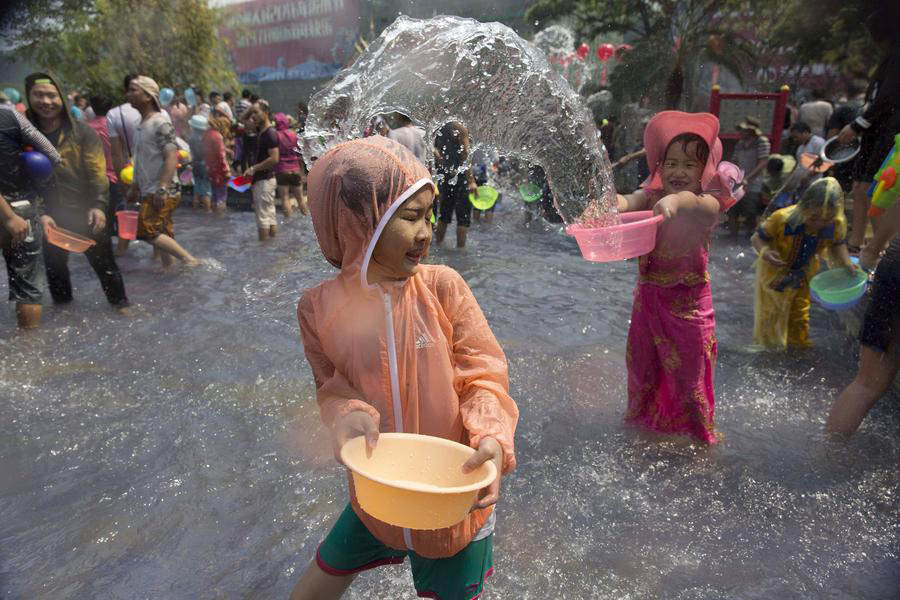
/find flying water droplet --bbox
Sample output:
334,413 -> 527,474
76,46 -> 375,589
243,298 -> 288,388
301,15 -> 617,226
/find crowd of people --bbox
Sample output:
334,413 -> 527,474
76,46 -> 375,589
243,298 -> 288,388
0,9 -> 896,599
0,73 -> 314,325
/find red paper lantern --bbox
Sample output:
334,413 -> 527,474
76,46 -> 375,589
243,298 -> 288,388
596,43 -> 615,62
576,43 -> 590,59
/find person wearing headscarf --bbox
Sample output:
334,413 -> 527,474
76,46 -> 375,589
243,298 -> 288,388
751,177 -> 856,350
25,72 -> 129,311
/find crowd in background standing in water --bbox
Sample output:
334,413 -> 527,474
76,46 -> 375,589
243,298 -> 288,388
0,13 -> 896,455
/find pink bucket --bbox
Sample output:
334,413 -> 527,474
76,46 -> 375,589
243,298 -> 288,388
116,210 -> 139,240
566,210 -> 663,262
716,161 -> 745,201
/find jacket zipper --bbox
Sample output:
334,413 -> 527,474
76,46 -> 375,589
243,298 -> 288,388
381,291 -> 414,551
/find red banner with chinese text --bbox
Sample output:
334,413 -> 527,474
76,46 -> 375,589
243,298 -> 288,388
219,0 -> 359,82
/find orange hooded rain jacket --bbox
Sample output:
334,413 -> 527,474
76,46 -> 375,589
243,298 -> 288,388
297,136 -> 518,559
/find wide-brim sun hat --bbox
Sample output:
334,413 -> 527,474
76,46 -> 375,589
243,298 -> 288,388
736,117 -> 763,136
189,114 -> 209,131
642,111 -> 721,193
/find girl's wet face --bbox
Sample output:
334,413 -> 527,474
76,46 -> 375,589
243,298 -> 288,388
369,186 -> 434,283
661,141 -> 704,194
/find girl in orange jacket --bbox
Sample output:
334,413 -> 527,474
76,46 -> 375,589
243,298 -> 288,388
290,135 -> 518,600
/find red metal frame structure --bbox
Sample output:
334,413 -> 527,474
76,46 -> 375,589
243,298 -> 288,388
709,85 -> 790,150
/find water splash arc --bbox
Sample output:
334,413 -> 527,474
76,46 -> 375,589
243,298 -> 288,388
301,15 -> 617,225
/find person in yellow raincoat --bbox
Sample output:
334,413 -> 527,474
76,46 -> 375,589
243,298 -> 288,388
291,136 -> 518,600
751,177 -> 858,350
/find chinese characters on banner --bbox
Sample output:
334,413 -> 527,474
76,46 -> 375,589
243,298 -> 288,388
218,0 -> 359,83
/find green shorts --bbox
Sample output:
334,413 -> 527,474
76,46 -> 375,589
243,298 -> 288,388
316,504 -> 494,600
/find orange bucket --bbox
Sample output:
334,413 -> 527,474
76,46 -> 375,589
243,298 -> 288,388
116,210 -> 139,240
340,433 -> 497,530
45,224 -> 96,253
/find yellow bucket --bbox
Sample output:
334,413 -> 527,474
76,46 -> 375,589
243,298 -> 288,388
341,433 -> 497,530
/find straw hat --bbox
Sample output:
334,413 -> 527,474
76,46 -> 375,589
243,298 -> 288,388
736,116 -> 763,136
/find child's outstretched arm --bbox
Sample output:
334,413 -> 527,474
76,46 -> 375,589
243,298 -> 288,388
616,189 -> 648,213
298,295 -> 382,461
653,191 -> 720,226
437,269 -> 518,506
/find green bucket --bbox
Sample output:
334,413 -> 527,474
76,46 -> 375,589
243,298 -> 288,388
468,185 -> 499,210
809,267 -> 867,305
518,183 -> 541,203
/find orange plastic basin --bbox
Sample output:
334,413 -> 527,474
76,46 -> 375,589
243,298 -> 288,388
45,224 -> 96,253
340,433 -> 497,530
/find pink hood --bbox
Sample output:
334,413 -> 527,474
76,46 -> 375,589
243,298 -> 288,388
307,136 -> 434,287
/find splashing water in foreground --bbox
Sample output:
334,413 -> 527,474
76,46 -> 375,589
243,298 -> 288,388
302,15 -> 617,226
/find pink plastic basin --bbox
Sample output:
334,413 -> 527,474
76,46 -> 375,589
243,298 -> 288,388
566,210 -> 663,262
116,210 -> 139,240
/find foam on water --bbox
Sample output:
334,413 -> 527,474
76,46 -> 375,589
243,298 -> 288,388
301,15 -> 617,226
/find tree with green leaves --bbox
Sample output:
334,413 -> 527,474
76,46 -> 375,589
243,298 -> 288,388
1,0 -> 238,101
526,0 -> 882,108
748,0 -> 881,90
527,0 -> 757,109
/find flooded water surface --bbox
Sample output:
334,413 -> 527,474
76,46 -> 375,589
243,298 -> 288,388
1,200 -> 898,599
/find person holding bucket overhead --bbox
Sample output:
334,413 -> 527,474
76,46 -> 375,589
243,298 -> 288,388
25,73 -> 130,312
615,111 -> 738,444
290,136 -> 518,600
750,177 -> 858,350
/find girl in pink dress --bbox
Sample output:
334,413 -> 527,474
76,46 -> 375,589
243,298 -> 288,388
615,112 -> 737,443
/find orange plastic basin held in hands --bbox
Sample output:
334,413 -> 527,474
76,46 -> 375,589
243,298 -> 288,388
45,223 -> 96,253
340,433 -> 497,530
